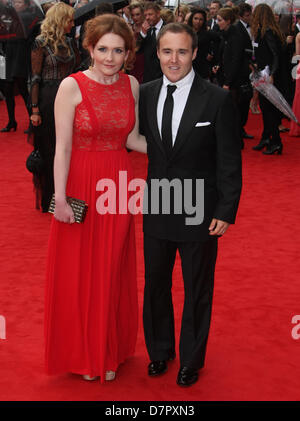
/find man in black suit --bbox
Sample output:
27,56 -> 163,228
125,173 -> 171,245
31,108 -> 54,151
139,2 -> 164,83
139,23 -> 242,387
207,0 -> 222,32
207,1 -> 221,83
234,2 -> 254,140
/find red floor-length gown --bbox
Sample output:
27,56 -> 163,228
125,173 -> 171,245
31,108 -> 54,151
44,71 -> 138,383
290,64 -> 300,136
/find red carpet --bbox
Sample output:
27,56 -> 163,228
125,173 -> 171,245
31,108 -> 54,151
1,96 -> 300,401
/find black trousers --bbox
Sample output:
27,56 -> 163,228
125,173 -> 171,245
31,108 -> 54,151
259,93 -> 282,146
143,234 -> 218,370
1,78 -> 29,124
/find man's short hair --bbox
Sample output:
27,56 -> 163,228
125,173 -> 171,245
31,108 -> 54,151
157,22 -> 198,52
238,2 -> 252,17
95,2 -> 114,15
210,1 -> 222,9
144,1 -> 161,13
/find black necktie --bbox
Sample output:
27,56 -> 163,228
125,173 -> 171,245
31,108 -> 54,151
151,26 -> 156,40
161,84 -> 177,157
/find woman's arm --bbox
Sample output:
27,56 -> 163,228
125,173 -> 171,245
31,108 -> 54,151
264,29 -> 280,76
126,75 -> 147,154
53,76 -> 81,223
295,32 -> 300,56
30,39 -> 44,126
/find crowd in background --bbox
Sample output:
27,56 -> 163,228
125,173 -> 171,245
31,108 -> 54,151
0,0 -> 300,209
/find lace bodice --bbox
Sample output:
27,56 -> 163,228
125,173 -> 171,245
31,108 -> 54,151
30,36 -> 80,104
70,71 -> 135,152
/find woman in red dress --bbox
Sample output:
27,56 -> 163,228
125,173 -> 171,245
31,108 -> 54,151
44,14 -> 147,383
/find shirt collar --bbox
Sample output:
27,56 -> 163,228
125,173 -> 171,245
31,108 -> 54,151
240,19 -> 250,29
163,68 -> 195,90
154,19 -> 164,31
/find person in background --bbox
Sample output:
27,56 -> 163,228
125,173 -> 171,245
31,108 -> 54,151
213,7 -> 246,149
160,8 -> 175,24
95,2 -> 114,15
184,11 -> 191,24
174,4 -> 190,23
207,1 -> 222,83
295,14 -> 300,35
234,2 -> 254,140
187,8 -> 220,81
29,2 -> 80,212
251,3 -> 287,155
289,31 -> 300,136
118,4 -> 133,24
277,13 -> 295,132
129,2 -> 145,83
139,2 -> 164,83
0,0 -> 31,133
207,0 -> 222,31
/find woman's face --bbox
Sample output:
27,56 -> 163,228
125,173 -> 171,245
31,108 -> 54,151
64,16 -> 74,34
13,0 -> 27,12
192,13 -> 205,31
89,33 -> 129,77
217,14 -> 231,31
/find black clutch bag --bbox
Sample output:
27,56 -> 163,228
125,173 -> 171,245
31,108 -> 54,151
26,149 -> 44,174
48,194 -> 88,224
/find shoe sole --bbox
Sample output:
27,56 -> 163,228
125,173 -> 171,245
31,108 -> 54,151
148,366 -> 168,377
176,377 -> 199,387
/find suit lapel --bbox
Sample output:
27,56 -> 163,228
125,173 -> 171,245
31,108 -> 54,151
146,78 -> 166,156
171,74 -> 209,159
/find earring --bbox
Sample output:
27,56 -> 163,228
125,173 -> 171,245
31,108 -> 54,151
89,58 -> 94,71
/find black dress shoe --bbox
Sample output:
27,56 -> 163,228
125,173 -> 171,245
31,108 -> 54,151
148,360 -> 167,376
252,138 -> 270,151
0,121 -> 17,132
262,144 -> 283,155
176,366 -> 199,387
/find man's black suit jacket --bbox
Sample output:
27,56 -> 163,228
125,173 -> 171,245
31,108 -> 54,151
139,25 -> 164,83
207,19 -> 220,32
139,73 -> 242,242
234,21 -> 253,83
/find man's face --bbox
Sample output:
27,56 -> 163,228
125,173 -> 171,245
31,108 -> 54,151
157,31 -> 197,83
209,2 -> 220,18
241,11 -> 252,25
131,7 -> 144,25
144,8 -> 161,27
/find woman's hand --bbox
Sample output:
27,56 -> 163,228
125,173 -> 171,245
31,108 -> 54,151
54,199 -> 75,224
30,113 -> 42,127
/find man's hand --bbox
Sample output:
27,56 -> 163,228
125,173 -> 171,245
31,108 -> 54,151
209,218 -> 230,236
141,21 -> 150,35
